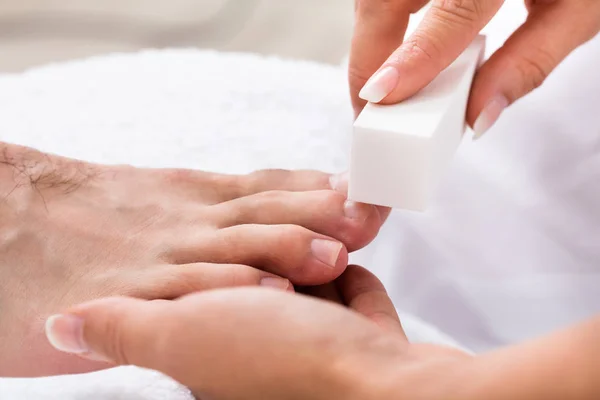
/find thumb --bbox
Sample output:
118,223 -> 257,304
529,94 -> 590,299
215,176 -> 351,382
45,297 -> 166,367
44,290 -> 363,400
44,289 -> 390,399
468,1 -> 600,137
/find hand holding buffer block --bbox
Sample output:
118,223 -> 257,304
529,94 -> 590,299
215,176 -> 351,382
348,35 -> 486,211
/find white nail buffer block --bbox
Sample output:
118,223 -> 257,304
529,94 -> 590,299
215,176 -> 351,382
348,35 -> 486,211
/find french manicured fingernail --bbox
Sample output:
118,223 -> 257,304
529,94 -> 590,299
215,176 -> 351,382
344,200 -> 369,222
359,66 -> 399,103
45,314 -> 88,354
311,239 -> 343,268
329,172 -> 348,193
260,277 -> 291,290
473,95 -> 509,139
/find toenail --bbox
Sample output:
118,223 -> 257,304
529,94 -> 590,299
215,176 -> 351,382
260,277 -> 291,290
46,314 -> 88,354
343,200 -> 369,222
311,239 -> 342,268
329,172 -> 349,193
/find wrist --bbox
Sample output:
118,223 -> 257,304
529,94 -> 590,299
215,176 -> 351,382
336,342 -> 476,400
462,317 -> 600,400
318,338 -> 408,400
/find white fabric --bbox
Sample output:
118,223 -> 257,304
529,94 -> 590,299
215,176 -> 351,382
1,2 -> 599,396
0,367 -> 193,400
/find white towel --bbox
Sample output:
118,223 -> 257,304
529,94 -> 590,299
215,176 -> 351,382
0,49 -> 465,399
0,367 -> 193,400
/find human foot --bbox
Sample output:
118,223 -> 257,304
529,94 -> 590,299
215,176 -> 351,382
0,143 -> 389,377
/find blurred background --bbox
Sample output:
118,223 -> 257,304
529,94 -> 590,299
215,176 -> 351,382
0,0 -> 354,72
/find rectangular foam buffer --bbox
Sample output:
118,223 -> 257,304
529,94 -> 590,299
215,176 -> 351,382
348,35 -> 486,211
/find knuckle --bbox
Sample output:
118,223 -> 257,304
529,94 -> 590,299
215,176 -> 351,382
512,49 -> 555,92
349,64 -> 375,96
394,34 -> 442,68
263,225 -> 310,275
277,224 -> 310,241
102,315 -> 130,365
433,0 -> 484,23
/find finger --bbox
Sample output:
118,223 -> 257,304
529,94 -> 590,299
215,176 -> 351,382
337,265 -> 406,337
358,0 -> 503,105
121,263 -> 294,300
171,224 -> 348,286
46,289 -> 390,398
209,190 -> 385,251
468,1 -> 600,137
45,297 -> 163,366
350,0 -> 428,115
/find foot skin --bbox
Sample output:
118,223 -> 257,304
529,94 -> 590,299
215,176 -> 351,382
0,144 -> 389,377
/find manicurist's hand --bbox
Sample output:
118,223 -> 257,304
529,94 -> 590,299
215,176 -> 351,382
350,0 -> 600,137
45,266 -> 474,400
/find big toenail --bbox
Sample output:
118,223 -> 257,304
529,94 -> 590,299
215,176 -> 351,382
343,200 -> 369,222
311,239 -> 342,269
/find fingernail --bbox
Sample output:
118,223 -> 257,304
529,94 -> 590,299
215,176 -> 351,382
344,200 -> 369,222
329,172 -> 348,193
359,66 -> 399,103
45,314 -> 88,354
311,239 -> 343,269
260,277 -> 291,290
473,95 -> 509,139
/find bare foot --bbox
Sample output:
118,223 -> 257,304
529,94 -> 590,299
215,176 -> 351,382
0,143 -> 388,377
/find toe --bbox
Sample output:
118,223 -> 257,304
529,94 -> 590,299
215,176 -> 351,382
159,169 -> 245,205
232,169 -> 333,197
208,190 -> 384,251
125,264 -> 294,299
161,168 -> 334,204
169,224 -> 348,286
330,171 -> 392,225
